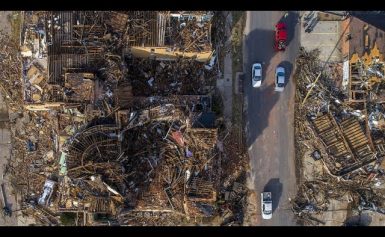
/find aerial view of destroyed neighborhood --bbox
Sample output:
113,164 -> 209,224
1,10 -> 385,226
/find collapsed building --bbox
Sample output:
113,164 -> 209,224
294,14 -> 385,224
296,15 -> 385,179
21,11 -> 214,106
9,11 -> 229,226
118,11 -> 214,62
340,16 -> 385,177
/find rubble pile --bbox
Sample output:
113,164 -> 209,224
293,47 -> 385,224
0,32 -> 23,107
0,11 -> 248,226
126,57 -> 215,96
293,178 -> 385,225
107,11 -> 213,55
167,12 -> 212,53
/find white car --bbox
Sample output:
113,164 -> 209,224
252,63 -> 262,88
261,192 -> 273,219
275,66 -> 285,92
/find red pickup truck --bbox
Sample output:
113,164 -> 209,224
274,22 -> 287,51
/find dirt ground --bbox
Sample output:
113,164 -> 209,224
243,178 -> 258,226
0,11 -> 36,226
0,12 -> 12,34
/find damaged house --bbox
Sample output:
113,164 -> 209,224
293,14 -> 385,224
14,11 -> 221,226
114,11 -> 214,62
299,15 -> 385,179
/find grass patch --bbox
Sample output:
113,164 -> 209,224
231,11 -> 246,75
232,92 -> 244,151
230,11 -> 246,130
60,213 -> 76,226
232,94 -> 243,126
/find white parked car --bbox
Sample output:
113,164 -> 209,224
275,66 -> 285,92
252,63 -> 262,88
261,192 -> 273,219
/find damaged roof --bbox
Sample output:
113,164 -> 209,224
350,12 -> 385,32
348,16 -> 385,58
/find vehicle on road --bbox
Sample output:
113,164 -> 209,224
274,22 -> 287,51
252,63 -> 263,87
261,192 -> 273,219
275,66 -> 285,92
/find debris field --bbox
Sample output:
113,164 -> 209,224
293,46 -> 385,225
0,11 -> 249,226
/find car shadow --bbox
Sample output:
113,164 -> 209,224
263,178 -> 283,213
278,60 -> 293,87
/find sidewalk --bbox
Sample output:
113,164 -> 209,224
216,12 -> 233,124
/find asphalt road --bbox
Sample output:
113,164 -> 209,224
243,11 -> 300,226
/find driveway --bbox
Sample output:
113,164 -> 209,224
243,11 -> 300,226
300,12 -> 342,62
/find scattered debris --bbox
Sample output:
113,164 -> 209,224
0,11 -> 248,226
294,46 -> 385,225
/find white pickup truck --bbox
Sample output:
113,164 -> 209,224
261,192 -> 273,219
